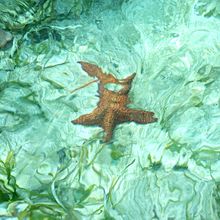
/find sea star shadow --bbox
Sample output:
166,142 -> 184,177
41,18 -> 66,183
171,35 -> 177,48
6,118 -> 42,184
72,61 -> 157,142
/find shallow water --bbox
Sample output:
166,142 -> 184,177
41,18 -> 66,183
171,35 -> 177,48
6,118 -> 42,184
0,0 -> 220,219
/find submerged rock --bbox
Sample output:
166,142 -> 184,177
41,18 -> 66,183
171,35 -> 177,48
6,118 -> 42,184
0,29 -> 13,49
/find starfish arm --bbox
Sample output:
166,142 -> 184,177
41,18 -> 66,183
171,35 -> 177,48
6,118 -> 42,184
72,108 -> 104,125
118,73 -> 136,94
117,108 -> 157,124
102,110 -> 116,142
78,61 -> 118,84
78,61 -> 104,80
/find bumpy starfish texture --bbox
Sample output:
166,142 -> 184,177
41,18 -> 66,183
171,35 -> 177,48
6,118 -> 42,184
72,61 -> 157,142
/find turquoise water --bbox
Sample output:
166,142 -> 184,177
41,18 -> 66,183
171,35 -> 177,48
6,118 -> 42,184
0,0 -> 220,219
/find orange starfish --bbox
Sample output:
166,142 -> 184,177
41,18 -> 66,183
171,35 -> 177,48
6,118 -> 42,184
72,61 -> 157,142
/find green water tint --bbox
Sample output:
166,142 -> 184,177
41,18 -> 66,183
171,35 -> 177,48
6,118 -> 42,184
0,0 -> 220,219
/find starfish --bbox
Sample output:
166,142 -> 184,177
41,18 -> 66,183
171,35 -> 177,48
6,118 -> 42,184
72,61 -> 157,142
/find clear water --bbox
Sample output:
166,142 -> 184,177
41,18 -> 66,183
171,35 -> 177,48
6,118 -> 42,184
0,0 -> 220,219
